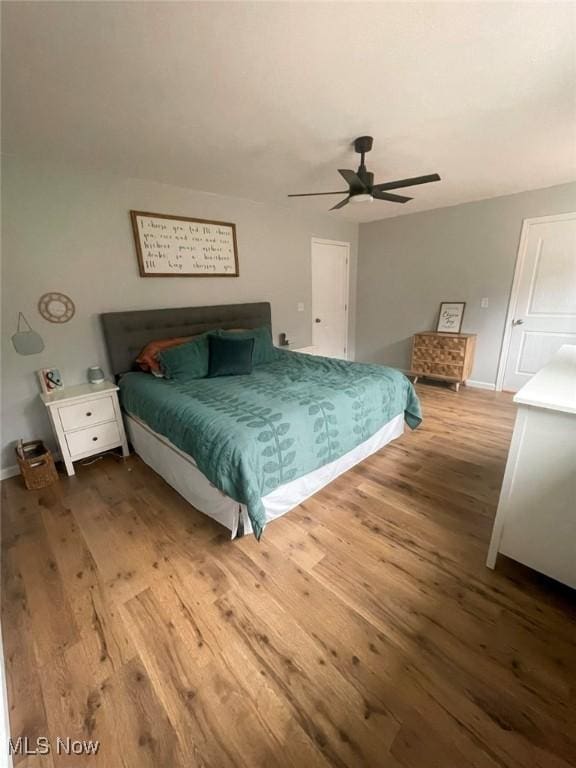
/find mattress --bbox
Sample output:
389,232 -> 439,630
119,350 -> 421,537
126,411 -> 405,537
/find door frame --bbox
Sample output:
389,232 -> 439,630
495,211 -> 576,392
311,237 -> 351,360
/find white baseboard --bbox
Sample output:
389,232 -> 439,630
466,379 -> 497,391
0,465 -> 19,481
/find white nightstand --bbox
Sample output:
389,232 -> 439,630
41,381 -> 129,476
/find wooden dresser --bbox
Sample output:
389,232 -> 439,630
410,332 -> 476,391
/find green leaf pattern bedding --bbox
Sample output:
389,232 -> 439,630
119,350 -> 422,539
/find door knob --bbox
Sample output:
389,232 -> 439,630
315,318 -> 321,323
512,318 -> 524,326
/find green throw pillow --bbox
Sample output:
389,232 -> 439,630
216,326 -> 277,365
208,335 -> 254,377
158,334 -> 210,380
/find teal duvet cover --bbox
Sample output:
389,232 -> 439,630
119,350 -> 421,538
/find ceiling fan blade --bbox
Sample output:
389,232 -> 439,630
287,191 -> 349,197
330,196 -> 350,211
338,169 -> 367,189
372,190 -> 412,203
372,173 -> 441,192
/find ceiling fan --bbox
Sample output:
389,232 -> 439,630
288,136 -> 441,210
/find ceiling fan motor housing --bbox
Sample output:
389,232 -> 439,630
351,170 -> 373,197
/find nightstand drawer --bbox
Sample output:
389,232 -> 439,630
65,420 -> 121,458
58,396 -> 115,431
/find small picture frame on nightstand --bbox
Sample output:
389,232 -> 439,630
436,302 -> 465,333
37,368 -> 63,394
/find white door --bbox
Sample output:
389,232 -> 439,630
311,239 -> 350,359
500,213 -> 576,392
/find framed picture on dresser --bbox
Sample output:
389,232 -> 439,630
436,302 -> 465,333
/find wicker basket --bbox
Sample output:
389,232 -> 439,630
15,440 -> 59,490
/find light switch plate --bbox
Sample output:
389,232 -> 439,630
297,302 -> 304,312
481,297 -> 489,308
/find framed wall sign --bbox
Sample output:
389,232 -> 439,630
130,210 -> 239,277
436,302 -> 466,333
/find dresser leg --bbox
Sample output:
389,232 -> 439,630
63,456 -> 75,476
413,376 -> 419,384
454,382 -> 461,392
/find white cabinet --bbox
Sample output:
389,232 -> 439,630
41,381 -> 129,476
487,345 -> 576,588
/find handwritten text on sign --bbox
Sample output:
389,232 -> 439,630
132,213 -> 238,276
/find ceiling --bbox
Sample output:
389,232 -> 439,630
3,2 -> 576,223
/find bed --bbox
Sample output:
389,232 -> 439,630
101,302 -> 421,538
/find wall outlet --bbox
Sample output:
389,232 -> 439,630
481,297 -> 489,308
297,302 -> 304,312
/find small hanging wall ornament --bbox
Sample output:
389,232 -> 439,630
38,292 -> 75,323
11,312 -> 45,356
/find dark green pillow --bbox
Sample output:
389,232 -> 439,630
216,326 -> 277,365
158,334 -> 210,380
208,335 -> 254,377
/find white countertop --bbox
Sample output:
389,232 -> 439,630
514,345 -> 576,415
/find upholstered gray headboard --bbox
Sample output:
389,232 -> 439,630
100,301 -> 271,377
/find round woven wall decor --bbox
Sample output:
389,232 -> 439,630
38,292 -> 76,324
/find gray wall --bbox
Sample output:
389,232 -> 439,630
1,156 -> 358,470
356,182 -> 576,384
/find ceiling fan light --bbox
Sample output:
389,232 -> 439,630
350,193 -> 373,204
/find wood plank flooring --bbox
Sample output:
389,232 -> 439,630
2,384 -> 575,767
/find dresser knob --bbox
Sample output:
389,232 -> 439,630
86,411 -> 92,417
92,436 -> 98,442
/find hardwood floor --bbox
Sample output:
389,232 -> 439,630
2,384 -> 575,768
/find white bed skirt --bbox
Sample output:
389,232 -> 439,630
125,412 -> 404,537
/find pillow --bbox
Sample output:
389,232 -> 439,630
158,334 -> 210,380
216,326 -> 276,366
136,335 -> 195,375
208,335 -> 254,377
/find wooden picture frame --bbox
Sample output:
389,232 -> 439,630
130,210 -> 239,278
436,302 -> 466,333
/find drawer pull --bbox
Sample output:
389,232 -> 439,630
92,436 -> 98,442
86,411 -> 93,417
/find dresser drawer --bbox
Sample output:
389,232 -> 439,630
412,346 -> 465,364
414,334 -> 467,352
65,420 -> 121,458
58,396 -> 115,431
414,362 -> 464,379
